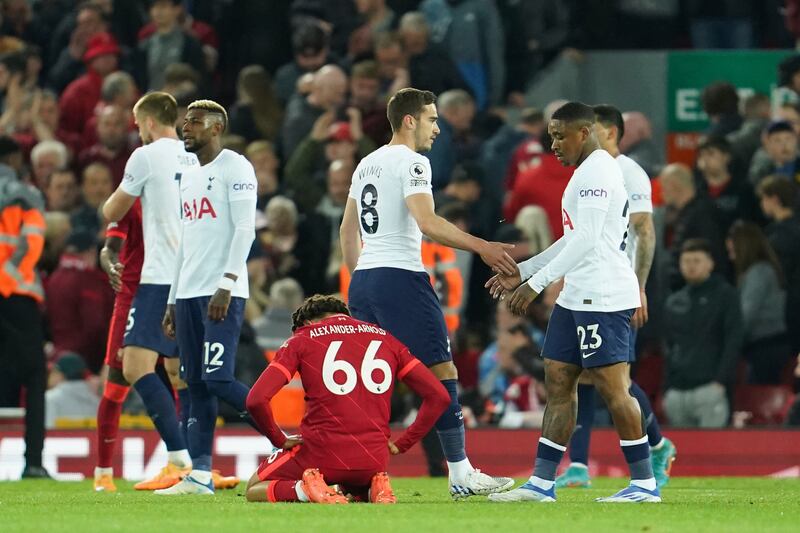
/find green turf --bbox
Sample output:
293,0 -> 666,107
1,477 -> 798,532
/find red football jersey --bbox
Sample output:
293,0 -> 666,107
105,200 -> 144,295
270,314 -> 421,471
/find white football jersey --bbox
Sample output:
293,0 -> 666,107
348,145 -> 432,272
617,154 -> 653,268
174,149 -> 257,299
535,150 -> 640,312
120,138 -> 199,284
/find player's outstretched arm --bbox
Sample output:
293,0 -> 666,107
392,359 -> 450,453
339,198 -> 362,273
405,193 -> 516,275
485,237 -> 567,299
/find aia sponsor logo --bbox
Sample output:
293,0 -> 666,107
562,208 -> 574,230
183,197 -> 217,220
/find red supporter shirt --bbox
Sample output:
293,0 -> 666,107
247,314 -> 449,471
105,200 -> 144,296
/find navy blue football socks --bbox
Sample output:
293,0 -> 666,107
134,373 -> 186,451
435,379 -> 467,462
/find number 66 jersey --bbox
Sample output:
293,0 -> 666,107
252,314 -> 443,471
348,145 -> 432,273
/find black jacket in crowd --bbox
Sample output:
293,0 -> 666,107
663,274 -> 744,391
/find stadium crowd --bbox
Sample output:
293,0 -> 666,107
2,0 -> 800,477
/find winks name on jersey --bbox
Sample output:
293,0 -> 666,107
308,322 -> 387,339
183,197 -> 217,220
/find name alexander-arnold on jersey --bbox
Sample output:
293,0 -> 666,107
309,323 -> 387,338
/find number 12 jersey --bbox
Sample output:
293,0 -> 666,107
348,144 -> 432,273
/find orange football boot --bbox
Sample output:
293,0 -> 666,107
93,474 -> 117,492
212,470 -> 240,489
301,468 -> 349,504
133,463 -> 190,490
369,472 -> 397,504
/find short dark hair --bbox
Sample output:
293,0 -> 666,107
351,60 -> 380,80
701,82 -> 739,116
134,92 -> 178,127
436,201 -> 469,223
187,99 -> 228,132
765,120 -> 794,136
681,238 -> 713,257
697,135 -> 731,155
594,104 -> 625,142
291,295 -> 350,331
551,101 -> 595,127
387,88 -> 436,132
757,175 -> 797,208
450,161 -> 484,186
292,22 -> 328,55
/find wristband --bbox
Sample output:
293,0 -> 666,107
218,276 -> 235,291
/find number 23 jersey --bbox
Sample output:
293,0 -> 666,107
557,149 -> 640,312
348,144 -> 432,273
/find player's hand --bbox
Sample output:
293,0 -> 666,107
478,241 -> 517,276
208,288 -> 232,322
507,282 -> 539,316
282,435 -> 303,450
485,267 -> 522,299
162,304 -> 176,340
631,289 -> 649,329
100,250 -> 124,292
388,441 -> 400,455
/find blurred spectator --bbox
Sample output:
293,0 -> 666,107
11,90 -> 82,160
77,105 -> 133,185
274,21 -> 333,105
727,221 -> 791,384
229,65 -> 283,143
354,0 -> 395,38
620,111 -> 659,177
726,93 -> 770,169
280,64 -> 348,159
161,62 -> 200,96
30,139 -> 69,190
284,111 -> 374,212
775,102 -> 800,135
498,344 -> 546,429
137,0 -> 219,73
687,0 -> 754,49
482,107 -> 544,193
135,0 -> 206,92
504,131 -> 573,237
253,277 -> 305,353
397,11 -> 469,98
695,136 -> 761,231
58,31 -> 121,136
435,161 -> 497,238
748,121 -> 800,187
514,205 -> 553,257
614,0 -> 681,49
316,158 -> 353,248
81,71 -> 138,150
1,0 -> 47,49
45,352 -> 99,429
261,195 -> 330,295
663,239 -> 743,428
245,140 -> 281,210
701,81 -> 742,138
0,137 -> 48,477
427,89 -> 475,189
660,163 -> 728,290
40,211 -> 71,276
373,32 -> 410,100
48,2 -> 109,93
757,176 -> 800,352
778,54 -> 800,95
45,168 -> 80,213
422,225 -> 464,334
349,60 -> 391,145
420,0 -> 505,109
478,301 -> 525,404
71,161 -> 113,236
44,230 -> 114,373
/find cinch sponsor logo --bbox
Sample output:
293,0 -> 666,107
579,188 -> 608,198
233,182 -> 256,191
631,193 -> 651,201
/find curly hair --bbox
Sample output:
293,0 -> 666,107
291,295 -> 350,331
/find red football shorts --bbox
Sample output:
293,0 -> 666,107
104,290 -> 135,370
256,445 -> 381,494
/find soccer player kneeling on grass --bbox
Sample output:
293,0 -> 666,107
244,295 -> 450,504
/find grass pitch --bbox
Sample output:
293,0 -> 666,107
1,477 -> 798,532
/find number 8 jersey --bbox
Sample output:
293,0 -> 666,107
348,145 -> 432,272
